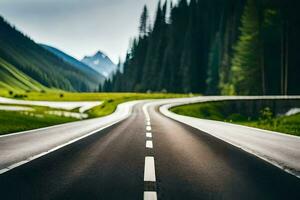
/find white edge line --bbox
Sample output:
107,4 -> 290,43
0,115 -> 128,175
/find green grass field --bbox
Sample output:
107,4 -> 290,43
0,92 -> 189,135
0,110 -> 77,135
171,102 -> 300,136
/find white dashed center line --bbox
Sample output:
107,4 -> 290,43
144,191 -> 158,200
143,103 -> 157,200
146,140 -> 153,149
146,132 -> 152,138
144,156 -> 156,182
146,126 -> 152,131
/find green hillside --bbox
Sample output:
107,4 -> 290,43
0,16 -> 101,92
0,58 -> 47,92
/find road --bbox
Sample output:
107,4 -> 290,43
0,98 -> 300,199
160,97 -> 300,178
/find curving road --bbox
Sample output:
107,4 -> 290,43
0,97 -> 300,200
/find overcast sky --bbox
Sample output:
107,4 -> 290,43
0,0 -> 173,63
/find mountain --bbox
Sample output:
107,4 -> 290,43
40,44 -> 105,83
0,16 -> 101,92
81,51 -> 117,78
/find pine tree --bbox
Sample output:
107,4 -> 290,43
206,32 -> 222,94
218,0 -> 245,95
139,6 -> 149,36
141,1 -> 168,91
98,83 -> 102,92
161,0 -> 189,92
230,0 -> 262,95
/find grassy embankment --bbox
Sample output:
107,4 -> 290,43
0,91 -> 189,135
171,101 -> 300,136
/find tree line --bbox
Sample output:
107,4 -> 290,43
101,0 -> 300,95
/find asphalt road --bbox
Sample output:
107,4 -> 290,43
0,102 -> 300,200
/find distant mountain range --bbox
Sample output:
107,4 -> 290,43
0,16 -> 109,92
82,51 -> 117,78
40,44 -> 105,82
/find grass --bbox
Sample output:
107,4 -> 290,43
171,101 -> 300,136
239,114 -> 300,136
0,110 -> 77,135
171,102 -> 227,121
0,91 -> 190,135
1,91 -> 187,101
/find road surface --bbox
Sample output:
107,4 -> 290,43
0,98 -> 300,200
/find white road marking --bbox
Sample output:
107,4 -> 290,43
143,103 -> 157,196
142,104 -> 151,121
146,126 -> 152,131
143,104 -> 150,122
146,132 -> 152,138
144,156 -> 156,182
144,191 -> 157,200
146,140 -> 153,149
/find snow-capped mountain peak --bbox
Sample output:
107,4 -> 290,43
81,51 -> 117,78
95,51 -> 106,58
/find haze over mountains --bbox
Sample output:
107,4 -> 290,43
0,16 -> 111,92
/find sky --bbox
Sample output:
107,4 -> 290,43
0,0 -> 173,63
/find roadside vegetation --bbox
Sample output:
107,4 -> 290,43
0,105 -> 77,135
171,101 -> 300,136
0,91 -> 189,135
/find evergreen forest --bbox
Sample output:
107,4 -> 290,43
104,0 -> 300,95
